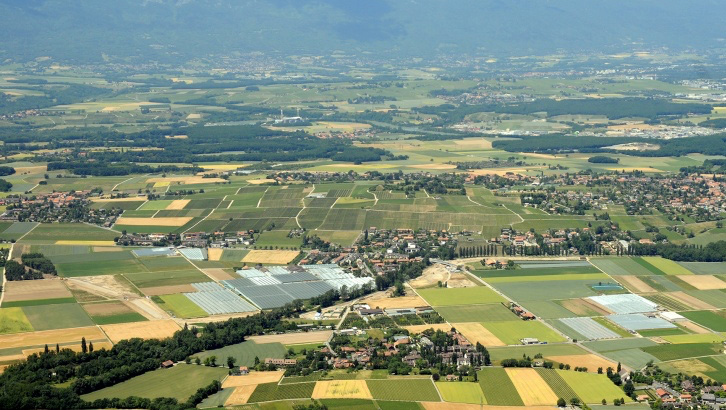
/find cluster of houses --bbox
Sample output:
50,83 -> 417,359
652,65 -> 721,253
0,191 -> 121,226
116,230 -> 256,248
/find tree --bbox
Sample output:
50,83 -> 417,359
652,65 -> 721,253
81,337 -> 87,354
227,356 -> 237,369
209,355 -> 217,367
88,342 -> 94,353
570,397 -> 581,407
557,398 -> 566,407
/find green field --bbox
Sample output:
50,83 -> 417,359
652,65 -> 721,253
477,367 -> 524,406
556,370 -> 629,404
21,223 -> 118,242
435,381 -> 486,404
589,258 -> 656,276
677,262 -> 726,275
680,310 -> 726,331
492,280 -> 598,302
488,344 -> 588,362
194,340 -> 286,367
484,272 -> 609,284
124,269 -> 209,288
642,343 -> 722,361
157,294 -> 208,318
366,379 -> 440,402
1,297 -> 76,307
81,364 -> 228,402
0,307 -> 34,334
536,368 -> 578,403
660,333 -> 725,344
483,320 -> 567,345
22,303 -> 94,331
90,312 -> 148,325
417,287 -> 505,306
247,382 -> 316,403
435,303 -> 516,323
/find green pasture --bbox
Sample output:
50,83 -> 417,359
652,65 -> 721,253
366,379 -> 440,402
156,294 -> 208,318
194,341 -> 286,367
483,320 -> 567,345
417,287 -> 505,306
435,304 -> 517,323
22,303 -> 94,331
477,367 -> 523,406
435,381 -> 486,404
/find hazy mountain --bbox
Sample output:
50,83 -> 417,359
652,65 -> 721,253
1,0 -> 725,63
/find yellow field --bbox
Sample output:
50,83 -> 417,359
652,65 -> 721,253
114,217 -> 192,226
677,275 -> 726,290
223,372 -> 283,388
454,323 -> 506,347
312,380 -> 372,399
166,199 -> 190,210
55,240 -> 116,246
224,385 -> 257,406
207,248 -> 223,261
422,404 -> 553,410
101,319 -> 181,343
247,178 -> 275,185
146,176 -> 226,184
153,181 -> 171,188
404,324 -> 452,334
504,368 -> 558,406
642,257 -> 693,275
242,250 -> 300,264
248,330 -> 332,345
164,135 -> 189,139
0,326 -> 108,349
548,354 -> 617,372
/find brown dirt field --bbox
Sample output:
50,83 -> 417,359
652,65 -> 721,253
677,275 -> 726,290
202,268 -> 235,281
3,279 -> 72,302
422,403 -> 553,410
454,322 -> 506,347
146,176 -> 226,184
454,138 -> 493,149
446,273 -> 477,288
222,372 -> 283,388
0,326 -> 107,349
14,166 -> 47,174
560,298 -> 613,316
224,385 -> 257,406
247,178 -> 275,185
548,354 -> 617,372
67,275 -> 138,300
11,244 -> 30,258
82,301 -> 135,316
91,196 -> 147,202
166,199 -> 190,210
409,264 -> 449,289
404,324 -> 452,334
207,248 -> 223,261
114,217 -> 193,226
139,284 -> 197,296
668,291 -> 717,310
101,319 -> 181,343
93,246 -> 124,252
680,321 -> 711,334
618,275 -> 656,293
468,167 -> 545,176
23,341 -> 113,356
248,330 -> 332,345
312,380 -> 372,399
359,292 -> 428,309
242,250 -> 300,264
0,353 -> 26,362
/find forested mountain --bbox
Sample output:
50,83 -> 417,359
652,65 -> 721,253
1,0 -> 725,63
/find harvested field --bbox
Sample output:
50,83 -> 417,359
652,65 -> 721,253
548,354 -> 617,372
166,199 -> 190,210
404,324 -> 451,334
0,326 -> 107,349
435,381 -> 486,404
242,249 -> 300,264
559,298 -> 612,316
618,275 -> 656,293
505,368 -> 559,406
421,403 -> 552,410
114,217 -> 192,226
248,330 -> 332,345
101,319 -> 181,343
223,371 -> 283,388
139,284 -> 197,296
668,291 -> 717,310
677,275 -> 726,290
2,279 -> 71,302
312,380 -> 372,399
82,301 -> 133,316
225,385 -> 257,406
66,275 -> 139,300
679,320 -> 711,334
207,248 -> 223,261
454,322 -> 505,347
359,293 -> 428,309
202,268 -> 235,281
147,176 -> 226,184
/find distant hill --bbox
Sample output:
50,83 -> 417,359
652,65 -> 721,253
1,0 -> 726,63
